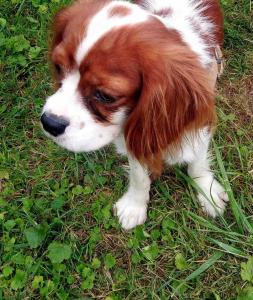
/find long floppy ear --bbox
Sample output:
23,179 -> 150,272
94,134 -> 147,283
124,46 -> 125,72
50,1 -> 110,63
50,6 -> 73,48
48,6 -> 74,85
50,1 -> 85,49
49,2 -> 87,81
51,0 -> 110,48
124,37 -> 216,176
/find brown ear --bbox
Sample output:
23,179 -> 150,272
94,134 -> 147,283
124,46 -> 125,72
124,39 -> 216,176
51,0 -> 111,48
48,6 -> 73,85
51,6 -> 72,48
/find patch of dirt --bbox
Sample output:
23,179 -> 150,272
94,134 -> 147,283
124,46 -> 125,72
217,75 -> 253,125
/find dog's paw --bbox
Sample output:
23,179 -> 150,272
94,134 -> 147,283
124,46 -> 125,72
113,193 -> 148,230
198,179 -> 229,217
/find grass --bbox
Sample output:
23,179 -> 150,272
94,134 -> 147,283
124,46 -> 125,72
0,0 -> 252,299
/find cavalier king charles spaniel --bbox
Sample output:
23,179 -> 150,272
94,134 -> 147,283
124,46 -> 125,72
41,0 -> 228,230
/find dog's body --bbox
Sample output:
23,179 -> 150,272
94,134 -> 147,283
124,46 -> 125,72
41,0 -> 228,229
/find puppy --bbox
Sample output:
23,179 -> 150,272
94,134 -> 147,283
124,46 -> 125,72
41,0 -> 228,230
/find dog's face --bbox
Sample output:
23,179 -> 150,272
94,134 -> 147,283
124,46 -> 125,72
41,0 -> 147,152
41,0 -> 215,174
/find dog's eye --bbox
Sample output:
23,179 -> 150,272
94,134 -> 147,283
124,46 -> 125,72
94,90 -> 116,104
55,64 -> 62,75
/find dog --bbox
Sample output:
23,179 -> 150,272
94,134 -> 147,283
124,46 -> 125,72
41,0 -> 228,230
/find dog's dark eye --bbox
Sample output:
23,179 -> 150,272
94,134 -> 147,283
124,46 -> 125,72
55,64 -> 62,75
94,90 -> 116,104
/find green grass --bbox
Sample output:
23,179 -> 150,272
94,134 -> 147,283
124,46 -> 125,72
0,0 -> 252,299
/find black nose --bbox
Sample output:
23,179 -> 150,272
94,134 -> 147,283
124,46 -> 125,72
41,113 -> 70,137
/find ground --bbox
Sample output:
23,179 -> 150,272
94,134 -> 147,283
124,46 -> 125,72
0,0 -> 252,299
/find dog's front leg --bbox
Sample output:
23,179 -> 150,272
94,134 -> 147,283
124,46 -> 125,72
114,156 -> 151,230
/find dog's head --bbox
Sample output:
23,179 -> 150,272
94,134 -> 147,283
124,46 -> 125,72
41,0 -> 215,174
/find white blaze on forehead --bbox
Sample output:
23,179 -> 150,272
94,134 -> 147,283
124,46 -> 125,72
76,2 -> 149,65
61,71 -> 80,94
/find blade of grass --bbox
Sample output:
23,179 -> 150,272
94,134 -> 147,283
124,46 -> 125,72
213,141 -> 253,234
176,168 -> 229,228
208,238 -> 247,257
172,252 -> 223,297
187,211 -> 245,238
185,251 -> 223,281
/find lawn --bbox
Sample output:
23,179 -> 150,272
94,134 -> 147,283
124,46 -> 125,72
0,0 -> 252,299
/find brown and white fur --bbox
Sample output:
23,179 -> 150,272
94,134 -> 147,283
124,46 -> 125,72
41,0 -> 228,230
